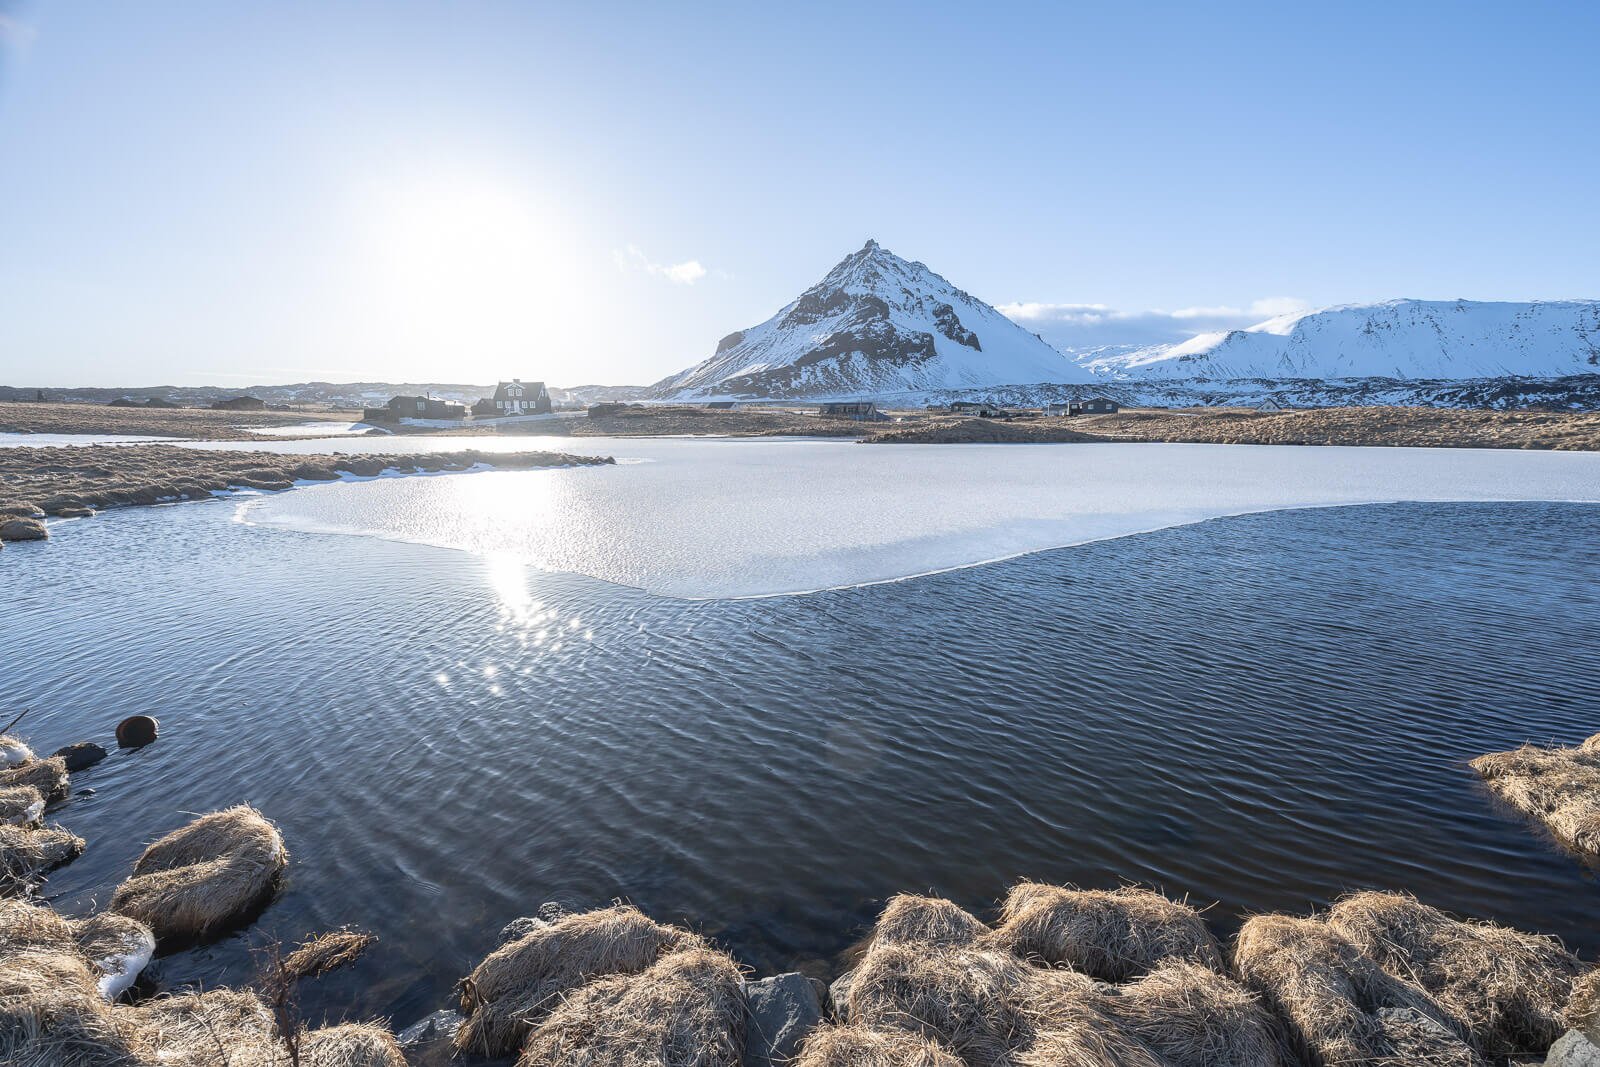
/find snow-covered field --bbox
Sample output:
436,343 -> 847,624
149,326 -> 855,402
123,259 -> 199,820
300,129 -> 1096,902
236,437 -> 1600,599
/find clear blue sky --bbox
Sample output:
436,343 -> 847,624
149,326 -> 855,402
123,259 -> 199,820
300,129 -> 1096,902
1,1 -> 1596,388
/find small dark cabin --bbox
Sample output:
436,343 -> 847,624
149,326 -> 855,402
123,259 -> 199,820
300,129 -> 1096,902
819,401 -> 880,420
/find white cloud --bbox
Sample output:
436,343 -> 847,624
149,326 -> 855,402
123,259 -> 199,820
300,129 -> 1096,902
997,297 -> 1312,352
614,244 -> 709,285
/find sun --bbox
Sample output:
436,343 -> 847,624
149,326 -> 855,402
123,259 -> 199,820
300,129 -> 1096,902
354,171 -> 587,376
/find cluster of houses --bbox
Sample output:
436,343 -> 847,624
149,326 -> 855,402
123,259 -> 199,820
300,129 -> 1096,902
942,398 -> 1122,419
362,379 -> 552,424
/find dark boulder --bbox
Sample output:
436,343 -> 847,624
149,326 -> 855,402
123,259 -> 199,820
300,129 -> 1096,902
115,716 -> 159,749
52,742 -> 108,772
741,972 -> 824,1067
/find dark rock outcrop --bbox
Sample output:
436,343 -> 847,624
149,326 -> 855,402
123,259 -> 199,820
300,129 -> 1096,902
741,972 -> 824,1066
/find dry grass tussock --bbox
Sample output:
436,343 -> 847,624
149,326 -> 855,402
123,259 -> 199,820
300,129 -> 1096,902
517,945 -> 745,1067
845,942 -> 1037,1067
845,940 -> 1288,1067
1233,913 -> 1482,1066
110,806 -> 287,946
0,784 -> 46,826
1471,733 -> 1600,860
990,883 -> 1224,981
279,930 -> 377,983
795,1024 -> 967,1067
0,822 -> 84,891
2,842 -> 399,1066
1327,890 -> 1583,1059
872,894 -> 990,950
0,756 -> 70,802
836,888 -> 1287,1067
455,902 -> 688,1058
1566,970 -> 1600,1045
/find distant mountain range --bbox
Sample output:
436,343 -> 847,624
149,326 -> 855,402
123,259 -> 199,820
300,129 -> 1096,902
1082,299 -> 1600,381
647,241 -> 1599,408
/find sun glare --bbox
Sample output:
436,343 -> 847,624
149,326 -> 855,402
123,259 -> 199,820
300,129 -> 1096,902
357,174 -> 586,373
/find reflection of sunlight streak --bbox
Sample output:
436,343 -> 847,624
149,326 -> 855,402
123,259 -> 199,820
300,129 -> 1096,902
485,553 -> 537,623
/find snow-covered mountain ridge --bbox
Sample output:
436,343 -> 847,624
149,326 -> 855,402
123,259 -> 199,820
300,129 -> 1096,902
1083,299 -> 1600,381
653,240 -> 1089,399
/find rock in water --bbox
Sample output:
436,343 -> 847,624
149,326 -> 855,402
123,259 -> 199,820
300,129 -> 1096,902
741,972 -> 824,1067
0,518 -> 47,541
53,742 -> 108,772
115,716 -> 158,749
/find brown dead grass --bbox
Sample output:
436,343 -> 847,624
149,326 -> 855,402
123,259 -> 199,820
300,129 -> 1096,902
845,942 -> 1039,1067
990,883 -> 1224,982
872,894 -> 990,950
0,786 -> 45,827
110,806 -> 287,946
796,1024 -> 967,1067
0,823 -> 85,890
1232,913 -> 1481,1066
1567,970 -> 1600,1046
455,903 -> 687,1058
1326,890 -> 1582,1059
1472,733 -> 1600,861
279,930 -> 376,983
298,1022 -> 407,1067
516,945 -> 745,1067
0,443 -> 614,521
871,406 -> 1600,451
0,757 -> 69,803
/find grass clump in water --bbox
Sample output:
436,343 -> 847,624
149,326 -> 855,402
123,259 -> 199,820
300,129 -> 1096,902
109,805 -> 287,948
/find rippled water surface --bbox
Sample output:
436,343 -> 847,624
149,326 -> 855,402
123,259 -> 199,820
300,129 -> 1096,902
3,464 -> 1600,1032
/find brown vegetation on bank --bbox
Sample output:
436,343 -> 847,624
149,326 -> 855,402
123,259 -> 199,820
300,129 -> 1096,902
990,883 -> 1225,981
517,946 -> 746,1067
0,443 -> 614,524
1472,733 -> 1600,862
0,400 -> 348,440
1234,892 -> 1583,1065
796,1024 -> 967,1067
828,884 -> 1290,1067
868,405 -> 1600,449
1327,891 -> 1581,1058
110,806 -> 288,947
455,903 -> 688,1057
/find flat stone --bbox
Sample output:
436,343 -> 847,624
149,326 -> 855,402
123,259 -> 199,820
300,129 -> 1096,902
397,1009 -> 463,1047
1547,1030 -> 1600,1066
0,518 -> 47,542
741,972 -> 824,1067
53,742 -> 108,772
498,901 -> 569,943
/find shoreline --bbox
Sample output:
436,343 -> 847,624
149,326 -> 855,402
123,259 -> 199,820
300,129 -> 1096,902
0,444 -> 614,536
7,399 -> 1600,451
2,716 -> 1596,1066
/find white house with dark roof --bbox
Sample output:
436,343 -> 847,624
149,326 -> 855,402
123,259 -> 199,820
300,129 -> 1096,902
481,379 -> 552,416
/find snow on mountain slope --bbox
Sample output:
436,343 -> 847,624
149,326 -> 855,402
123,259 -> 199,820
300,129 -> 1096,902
654,240 -> 1090,399
1080,299 -> 1600,380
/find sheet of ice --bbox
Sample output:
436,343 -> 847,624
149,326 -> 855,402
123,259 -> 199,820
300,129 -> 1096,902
236,439 -> 1600,599
0,432 -> 178,447
245,421 -> 376,437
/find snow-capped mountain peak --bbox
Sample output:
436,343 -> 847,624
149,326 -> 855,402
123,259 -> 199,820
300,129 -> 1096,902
655,241 -> 1090,399
1081,298 -> 1600,380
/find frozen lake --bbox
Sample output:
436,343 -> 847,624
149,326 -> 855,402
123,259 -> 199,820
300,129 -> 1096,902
233,438 -> 1600,598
